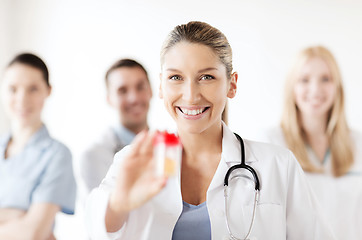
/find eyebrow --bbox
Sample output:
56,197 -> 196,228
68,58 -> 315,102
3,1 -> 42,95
165,67 -> 219,73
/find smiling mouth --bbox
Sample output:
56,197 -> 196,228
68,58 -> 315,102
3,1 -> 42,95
177,107 -> 210,116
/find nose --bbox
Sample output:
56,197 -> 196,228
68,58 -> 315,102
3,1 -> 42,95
15,89 -> 28,107
309,78 -> 322,96
182,79 -> 201,103
126,89 -> 139,103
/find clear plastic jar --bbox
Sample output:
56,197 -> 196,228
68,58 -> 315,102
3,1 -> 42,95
153,131 -> 182,177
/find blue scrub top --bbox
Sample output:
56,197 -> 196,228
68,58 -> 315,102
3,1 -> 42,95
172,201 -> 211,240
0,125 -> 76,214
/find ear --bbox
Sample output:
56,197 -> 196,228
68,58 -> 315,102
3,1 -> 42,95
106,92 -> 112,106
227,72 -> 238,98
47,85 -> 52,97
147,81 -> 153,98
159,73 -> 163,99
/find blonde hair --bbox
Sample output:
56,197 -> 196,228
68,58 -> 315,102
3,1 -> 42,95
161,21 -> 233,125
281,46 -> 353,177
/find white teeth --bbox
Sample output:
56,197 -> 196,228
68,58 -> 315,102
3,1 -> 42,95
180,107 -> 205,116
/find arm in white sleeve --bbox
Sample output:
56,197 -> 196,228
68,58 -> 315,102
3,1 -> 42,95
85,149 -> 128,240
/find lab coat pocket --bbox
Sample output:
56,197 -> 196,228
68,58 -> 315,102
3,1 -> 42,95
226,175 -> 285,239
250,202 -> 285,240
226,202 -> 284,240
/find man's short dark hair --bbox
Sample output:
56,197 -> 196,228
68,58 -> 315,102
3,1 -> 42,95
105,59 -> 149,87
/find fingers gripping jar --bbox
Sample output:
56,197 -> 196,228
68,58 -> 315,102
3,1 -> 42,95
153,131 -> 182,177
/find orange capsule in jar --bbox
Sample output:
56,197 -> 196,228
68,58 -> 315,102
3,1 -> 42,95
153,131 -> 182,177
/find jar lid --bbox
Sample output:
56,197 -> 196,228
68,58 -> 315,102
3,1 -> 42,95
153,131 -> 181,146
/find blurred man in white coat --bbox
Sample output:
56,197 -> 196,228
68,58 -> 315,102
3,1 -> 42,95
80,59 -> 152,194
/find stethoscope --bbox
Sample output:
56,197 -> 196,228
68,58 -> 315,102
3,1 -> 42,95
223,133 -> 261,240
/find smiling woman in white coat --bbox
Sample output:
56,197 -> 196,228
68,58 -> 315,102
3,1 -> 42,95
85,22 -> 336,240
260,46 -> 362,240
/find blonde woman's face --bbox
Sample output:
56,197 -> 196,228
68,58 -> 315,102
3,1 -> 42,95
1,63 -> 50,127
294,57 -> 337,118
159,42 -> 237,134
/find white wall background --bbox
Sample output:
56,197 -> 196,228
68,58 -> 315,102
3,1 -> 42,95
1,0 -> 362,239
0,0 -> 11,133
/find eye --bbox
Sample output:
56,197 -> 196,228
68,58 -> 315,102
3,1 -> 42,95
118,88 -> 127,95
200,75 -> 215,81
300,77 -> 309,83
29,86 -> 39,92
9,86 -> 16,93
137,83 -> 147,91
169,75 -> 182,81
321,76 -> 330,82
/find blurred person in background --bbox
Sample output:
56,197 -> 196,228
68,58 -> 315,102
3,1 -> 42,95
79,59 -> 152,195
260,46 -> 362,240
0,53 -> 77,240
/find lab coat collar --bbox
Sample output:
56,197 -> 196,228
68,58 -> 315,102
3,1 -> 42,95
207,123 -> 258,193
114,124 -> 136,145
221,122 -> 257,164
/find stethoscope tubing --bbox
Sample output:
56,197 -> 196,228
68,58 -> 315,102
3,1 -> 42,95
224,133 -> 260,191
223,133 -> 261,240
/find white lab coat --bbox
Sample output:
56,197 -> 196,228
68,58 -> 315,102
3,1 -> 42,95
260,127 -> 362,240
86,123 -> 335,240
80,124 -> 135,195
